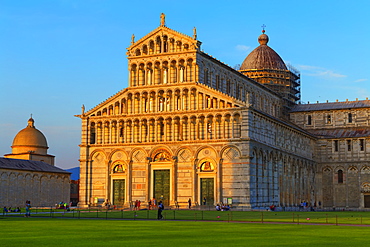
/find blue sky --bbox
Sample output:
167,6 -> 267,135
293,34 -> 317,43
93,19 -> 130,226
1,0 -> 369,169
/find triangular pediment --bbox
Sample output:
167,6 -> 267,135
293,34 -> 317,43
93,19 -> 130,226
127,26 -> 202,56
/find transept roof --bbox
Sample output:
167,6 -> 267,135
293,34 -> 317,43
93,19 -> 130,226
290,100 -> 370,112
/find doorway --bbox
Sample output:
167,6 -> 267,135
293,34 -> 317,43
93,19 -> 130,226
153,170 -> 170,206
200,178 -> 214,205
113,179 -> 125,206
364,195 -> 370,208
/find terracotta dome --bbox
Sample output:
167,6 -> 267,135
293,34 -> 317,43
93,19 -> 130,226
240,32 -> 287,71
12,117 -> 48,154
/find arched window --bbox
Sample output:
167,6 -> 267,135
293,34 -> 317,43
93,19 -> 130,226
338,170 -> 343,184
135,49 -> 141,56
90,123 -> 96,144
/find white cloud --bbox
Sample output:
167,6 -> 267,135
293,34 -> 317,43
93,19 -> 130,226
354,78 -> 368,83
235,45 -> 250,52
297,65 -> 346,78
356,88 -> 369,98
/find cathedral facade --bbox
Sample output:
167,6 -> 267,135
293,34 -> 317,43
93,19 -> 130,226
77,15 -> 369,209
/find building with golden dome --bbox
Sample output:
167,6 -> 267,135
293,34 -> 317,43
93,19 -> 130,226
4,117 -> 55,165
76,14 -> 370,210
1,117 -> 70,207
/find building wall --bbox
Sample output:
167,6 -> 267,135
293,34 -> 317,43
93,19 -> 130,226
0,169 -> 70,207
290,106 -> 370,208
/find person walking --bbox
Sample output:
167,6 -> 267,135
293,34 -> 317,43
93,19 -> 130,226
188,198 -> 192,209
157,201 -> 164,219
25,200 -> 31,217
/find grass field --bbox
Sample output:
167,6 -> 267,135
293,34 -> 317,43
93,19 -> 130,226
1,212 -> 370,246
7,208 -> 370,225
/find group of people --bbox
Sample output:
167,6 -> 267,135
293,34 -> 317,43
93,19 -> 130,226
215,204 -> 230,211
133,198 -> 161,211
3,206 -> 21,213
4,200 -> 31,217
104,199 -> 111,209
188,197 -> 207,209
133,200 -> 141,210
56,202 -> 71,210
148,197 -> 157,210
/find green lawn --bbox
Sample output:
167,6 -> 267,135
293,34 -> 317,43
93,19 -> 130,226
11,209 -> 370,225
1,216 -> 370,246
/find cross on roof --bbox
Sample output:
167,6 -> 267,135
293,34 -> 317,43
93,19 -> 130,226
261,24 -> 266,33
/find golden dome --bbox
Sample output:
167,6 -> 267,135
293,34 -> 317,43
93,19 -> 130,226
240,31 -> 287,71
12,117 -> 48,155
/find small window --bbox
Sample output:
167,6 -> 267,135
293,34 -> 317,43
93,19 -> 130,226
338,170 -> 343,184
307,115 -> 312,125
204,69 -> 209,85
334,140 -> 339,152
216,75 -> 220,90
326,114 -> 332,124
360,139 -> 365,151
348,113 -> 353,123
226,80 -> 231,94
347,140 -> 352,151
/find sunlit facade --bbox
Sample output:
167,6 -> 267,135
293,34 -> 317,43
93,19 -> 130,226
77,15 -> 369,209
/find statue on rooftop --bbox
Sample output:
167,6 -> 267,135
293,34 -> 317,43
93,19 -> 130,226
160,13 -> 165,26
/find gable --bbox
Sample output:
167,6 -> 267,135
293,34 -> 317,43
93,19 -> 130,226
127,26 -> 202,57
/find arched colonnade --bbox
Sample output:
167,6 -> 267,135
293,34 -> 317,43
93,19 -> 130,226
250,149 -> 315,208
89,113 -> 242,145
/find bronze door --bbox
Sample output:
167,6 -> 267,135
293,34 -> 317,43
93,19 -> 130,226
113,179 -> 125,206
364,195 -> 370,208
201,178 -> 214,205
153,170 -> 170,206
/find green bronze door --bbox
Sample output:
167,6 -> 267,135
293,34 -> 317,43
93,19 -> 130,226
153,170 -> 170,206
113,179 -> 125,206
365,195 -> 370,208
201,178 -> 214,205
